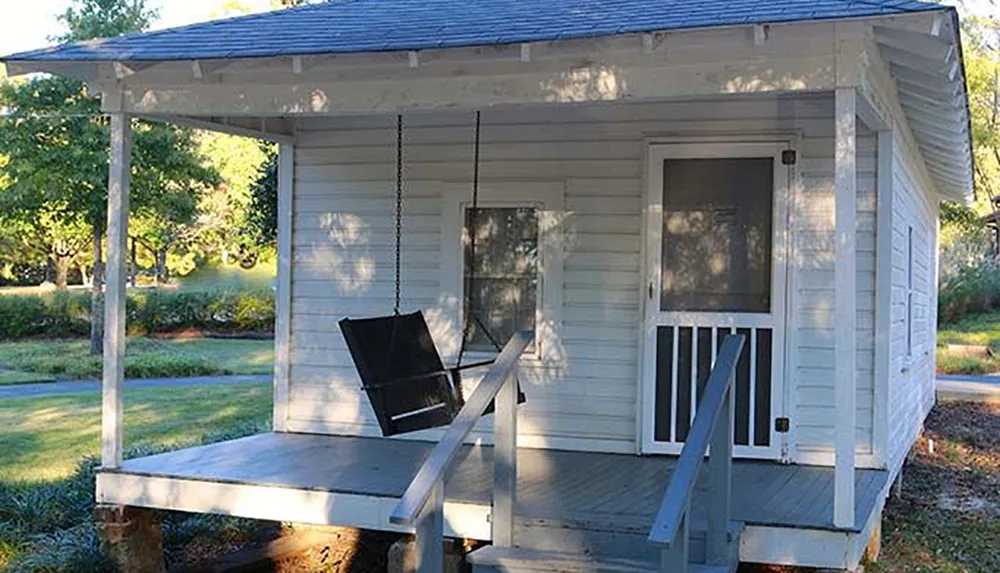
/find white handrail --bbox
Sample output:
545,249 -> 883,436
648,334 -> 744,552
390,330 -> 533,526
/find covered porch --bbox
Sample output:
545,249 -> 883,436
0,2 -> 973,570
96,432 -> 890,569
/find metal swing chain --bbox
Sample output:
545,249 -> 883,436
394,114 -> 404,315
457,112 -> 482,366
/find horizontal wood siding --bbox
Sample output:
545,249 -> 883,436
286,93 -> 871,460
887,133 -> 938,473
793,126 -> 878,460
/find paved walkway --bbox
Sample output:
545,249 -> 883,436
937,374 -> 1000,403
0,374 -> 271,399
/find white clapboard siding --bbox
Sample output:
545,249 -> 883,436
286,93 -> 874,459
886,130 -> 939,474
792,126 -> 878,459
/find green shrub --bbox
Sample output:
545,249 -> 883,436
0,289 -> 275,340
125,353 -> 222,379
0,292 -> 91,340
939,262 -> 1000,324
0,296 -> 49,340
127,289 -> 274,336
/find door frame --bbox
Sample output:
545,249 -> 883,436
638,136 -> 796,460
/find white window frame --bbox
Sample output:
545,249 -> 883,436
906,224 -> 915,362
440,181 -> 565,365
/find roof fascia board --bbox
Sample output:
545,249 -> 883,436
72,15 -> 895,87
91,20 -> 860,116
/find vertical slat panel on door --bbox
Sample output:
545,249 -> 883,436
676,327 -> 693,442
754,329 -> 773,447
695,328 -> 713,405
670,326 -> 679,442
654,327 -> 674,442
734,327 -> 753,446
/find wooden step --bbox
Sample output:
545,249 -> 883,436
513,515 -> 743,565
468,546 -> 734,573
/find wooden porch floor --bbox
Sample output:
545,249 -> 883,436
106,432 -> 887,534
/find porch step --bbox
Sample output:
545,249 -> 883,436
513,515 -> 743,565
467,546 -> 734,573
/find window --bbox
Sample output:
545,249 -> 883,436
463,206 -> 540,352
906,225 -> 915,359
660,158 -> 774,313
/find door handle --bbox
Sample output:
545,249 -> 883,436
648,282 -> 655,301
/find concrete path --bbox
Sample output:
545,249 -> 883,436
937,374 -> 1000,404
0,374 -> 271,399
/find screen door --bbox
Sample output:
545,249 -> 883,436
641,141 -> 790,459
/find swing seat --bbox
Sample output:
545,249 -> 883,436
339,311 -> 525,437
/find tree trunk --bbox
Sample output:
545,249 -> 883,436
155,249 -> 168,285
130,238 -> 137,288
54,256 -> 71,289
90,217 -> 105,356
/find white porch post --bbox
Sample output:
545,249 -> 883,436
834,87 -> 857,529
102,112 -> 132,469
272,143 -> 294,432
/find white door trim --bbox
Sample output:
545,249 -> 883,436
639,137 -> 795,460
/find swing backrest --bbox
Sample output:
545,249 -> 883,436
339,311 -> 463,436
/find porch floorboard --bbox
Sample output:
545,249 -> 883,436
110,432 -> 886,533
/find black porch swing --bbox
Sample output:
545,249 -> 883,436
339,112 -> 525,437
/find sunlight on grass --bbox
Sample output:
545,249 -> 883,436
0,384 -> 271,483
938,310 -> 1000,350
176,260 -> 276,293
0,337 -> 274,380
937,311 -> 1000,375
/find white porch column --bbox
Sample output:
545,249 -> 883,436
102,112 -> 132,469
833,87 -> 857,529
272,143 -> 294,432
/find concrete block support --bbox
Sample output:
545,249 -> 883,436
95,505 -> 165,573
388,537 -> 465,573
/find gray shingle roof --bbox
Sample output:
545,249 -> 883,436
2,0 -> 943,63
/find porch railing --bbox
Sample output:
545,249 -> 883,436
648,334 -> 745,572
390,330 -> 533,573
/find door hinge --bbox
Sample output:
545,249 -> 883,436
781,149 -> 797,166
775,417 -> 790,433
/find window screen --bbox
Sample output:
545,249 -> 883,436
464,207 -> 539,351
660,158 -> 774,313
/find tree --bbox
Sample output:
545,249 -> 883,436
54,0 -> 157,43
246,146 -> 279,252
965,16 -> 999,202
192,132 -> 270,268
0,0 -> 217,354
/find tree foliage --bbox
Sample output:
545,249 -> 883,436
964,16 -> 1000,202
0,0 -> 218,353
246,146 -> 279,252
54,0 -> 158,44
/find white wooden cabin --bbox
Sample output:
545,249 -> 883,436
2,1 -> 973,571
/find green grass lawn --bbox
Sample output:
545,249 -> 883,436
937,310 -> 1000,374
0,383 -> 272,570
0,383 -> 271,483
175,260 -> 276,292
0,337 -> 274,381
